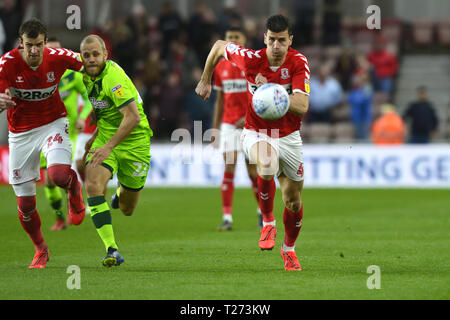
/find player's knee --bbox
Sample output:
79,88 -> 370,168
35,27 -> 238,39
84,179 -> 103,197
120,206 -> 135,216
285,199 -> 302,213
47,164 -> 71,188
17,196 -> 36,216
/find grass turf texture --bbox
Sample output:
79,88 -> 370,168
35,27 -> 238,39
0,185 -> 448,300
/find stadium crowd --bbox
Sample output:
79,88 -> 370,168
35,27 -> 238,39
1,0 -> 448,143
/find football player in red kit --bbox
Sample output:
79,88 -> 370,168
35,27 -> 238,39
0,19 -> 86,268
212,27 -> 261,231
196,15 -> 310,271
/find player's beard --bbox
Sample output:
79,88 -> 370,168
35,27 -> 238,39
86,60 -> 106,78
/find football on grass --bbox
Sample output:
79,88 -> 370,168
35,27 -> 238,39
252,83 -> 290,120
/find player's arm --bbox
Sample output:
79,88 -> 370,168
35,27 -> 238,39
196,40 -> 228,100
288,93 -> 309,117
0,63 -> 15,111
88,100 -> 141,168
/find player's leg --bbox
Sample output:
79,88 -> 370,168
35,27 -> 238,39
244,159 -> 262,229
9,132 -> 49,268
43,118 -> 85,225
278,174 -> 303,271
74,133 -> 92,183
112,146 -> 150,217
248,139 -> 279,250
277,131 -> 305,271
217,151 -> 237,230
85,162 -> 123,267
41,153 -> 66,230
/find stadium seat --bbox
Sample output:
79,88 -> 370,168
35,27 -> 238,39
412,20 -> 434,46
331,122 -> 355,143
437,21 -> 450,46
331,102 -> 351,122
307,123 -> 333,143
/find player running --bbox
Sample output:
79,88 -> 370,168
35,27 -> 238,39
196,15 -> 310,271
40,37 -> 93,231
80,35 -> 152,267
0,19 -> 86,268
212,27 -> 261,231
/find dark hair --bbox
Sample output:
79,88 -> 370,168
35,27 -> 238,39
47,36 -> 59,43
226,26 -> 245,35
19,18 -> 48,39
265,14 -> 292,35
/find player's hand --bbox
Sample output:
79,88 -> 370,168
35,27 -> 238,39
235,116 -> 245,129
0,89 -> 15,112
88,144 -> 113,168
195,80 -> 212,100
255,73 -> 268,87
75,118 -> 85,133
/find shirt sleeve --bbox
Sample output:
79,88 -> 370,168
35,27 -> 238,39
105,73 -> 135,110
223,42 -> 261,74
54,48 -> 83,72
0,54 -> 9,92
291,54 -> 311,96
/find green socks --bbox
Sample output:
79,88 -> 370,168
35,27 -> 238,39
45,186 -> 64,219
88,195 -> 118,251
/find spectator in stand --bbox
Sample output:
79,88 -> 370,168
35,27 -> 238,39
157,72 -> 186,138
112,20 -> 136,76
0,0 -> 23,52
348,70 -> 374,141
292,0 -> 317,47
217,0 -> 243,35
367,35 -> 398,96
321,0 -> 341,45
334,41 -> 357,91
308,64 -> 343,123
188,1 -> 218,64
90,21 -> 114,59
158,1 -> 184,57
371,104 -> 406,145
403,86 -> 438,144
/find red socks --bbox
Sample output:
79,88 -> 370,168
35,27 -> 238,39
283,204 -> 304,247
221,172 -> 234,215
257,175 -> 276,223
47,164 -> 80,195
17,196 -> 46,251
250,177 -> 259,202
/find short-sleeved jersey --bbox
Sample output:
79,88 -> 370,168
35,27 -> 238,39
223,42 -> 310,137
213,58 -> 247,125
83,60 -> 152,148
59,69 -> 93,140
0,47 -> 83,133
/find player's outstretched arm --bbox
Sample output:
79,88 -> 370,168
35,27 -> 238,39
196,40 -> 228,100
288,92 -> 309,117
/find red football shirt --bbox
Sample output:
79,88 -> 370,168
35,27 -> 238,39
213,58 -> 247,125
223,42 -> 310,137
0,47 -> 83,133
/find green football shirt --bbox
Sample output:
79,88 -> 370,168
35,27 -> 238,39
83,60 -> 152,148
59,69 -> 93,141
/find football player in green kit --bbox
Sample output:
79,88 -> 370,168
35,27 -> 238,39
40,38 -> 93,231
80,34 -> 152,267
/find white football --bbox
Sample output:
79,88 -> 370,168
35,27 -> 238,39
252,83 -> 290,120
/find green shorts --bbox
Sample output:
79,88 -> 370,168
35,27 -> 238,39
86,133 -> 151,191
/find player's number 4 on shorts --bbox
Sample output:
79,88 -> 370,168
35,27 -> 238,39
132,162 -> 148,177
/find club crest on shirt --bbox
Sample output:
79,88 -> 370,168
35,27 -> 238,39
112,84 -> 124,98
46,72 -> 55,83
281,68 -> 290,80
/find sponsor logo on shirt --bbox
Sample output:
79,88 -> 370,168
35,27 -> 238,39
222,79 -> 247,93
10,85 -> 58,101
89,97 -> 110,109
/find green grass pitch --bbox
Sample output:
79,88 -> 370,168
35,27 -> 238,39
0,185 -> 448,300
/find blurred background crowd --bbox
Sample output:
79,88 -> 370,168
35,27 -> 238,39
1,0 -> 450,144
